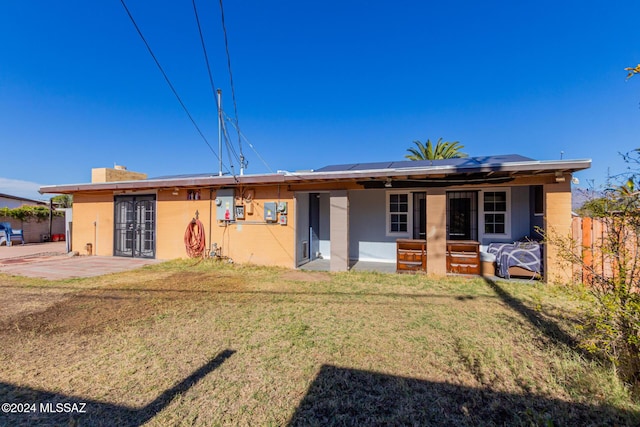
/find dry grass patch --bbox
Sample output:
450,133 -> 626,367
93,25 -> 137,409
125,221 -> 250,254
0,260 -> 638,426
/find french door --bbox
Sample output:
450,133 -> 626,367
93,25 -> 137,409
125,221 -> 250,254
114,195 -> 156,258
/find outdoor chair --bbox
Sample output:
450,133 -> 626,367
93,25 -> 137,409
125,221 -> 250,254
0,222 -> 24,246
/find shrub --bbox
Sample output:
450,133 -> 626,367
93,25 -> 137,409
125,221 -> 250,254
0,205 -> 62,222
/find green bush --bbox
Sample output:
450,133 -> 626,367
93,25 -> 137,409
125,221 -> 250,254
0,205 -> 62,222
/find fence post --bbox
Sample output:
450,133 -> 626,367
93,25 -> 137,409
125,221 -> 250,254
571,217 -> 582,283
582,217 -> 593,285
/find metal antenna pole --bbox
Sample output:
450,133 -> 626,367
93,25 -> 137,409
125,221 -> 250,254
217,89 -> 222,176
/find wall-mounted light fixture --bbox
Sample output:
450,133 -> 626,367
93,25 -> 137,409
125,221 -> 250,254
384,178 -> 393,188
172,188 -> 179,196
555,171 -> 566,183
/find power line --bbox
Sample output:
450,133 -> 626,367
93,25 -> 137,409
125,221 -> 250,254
223,112 -> 273,173
191,0 -> 219,111
218,0 -> 245,169
221,120 -> 238,180
119,0 -> 228,173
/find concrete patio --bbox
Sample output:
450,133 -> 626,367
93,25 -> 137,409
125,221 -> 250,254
0,242 -> 160,280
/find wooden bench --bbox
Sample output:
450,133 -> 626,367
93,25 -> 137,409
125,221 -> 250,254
396,239 -> 427,273
446,241 -> 480,275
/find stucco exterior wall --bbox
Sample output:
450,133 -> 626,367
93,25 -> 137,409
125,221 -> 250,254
212,186 -> 296,268
72,192 -> 115,255
91,168 -> 147,183
65,172 -> 575,281
544,178 -> 573,284
71,186 -> 296,267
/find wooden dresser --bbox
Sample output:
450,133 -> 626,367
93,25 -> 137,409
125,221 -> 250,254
446,240 -> 480,275
396,239 -> 427,273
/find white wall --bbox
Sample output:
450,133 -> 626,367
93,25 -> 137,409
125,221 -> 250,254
318,193 -> 331,258
348,189 -> 396,262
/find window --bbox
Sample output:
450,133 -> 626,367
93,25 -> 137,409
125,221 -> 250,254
483,191 -> 507,234
387,192 -> 409,235
533,185 -> 544,215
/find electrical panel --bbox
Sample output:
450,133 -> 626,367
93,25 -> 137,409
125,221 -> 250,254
216,189 -> 235,221
264,202 -> 277,223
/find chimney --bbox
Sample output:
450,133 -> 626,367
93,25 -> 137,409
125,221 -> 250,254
91,166 -> 147,183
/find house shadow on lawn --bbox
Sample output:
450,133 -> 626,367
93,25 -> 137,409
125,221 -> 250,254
0,349 -> 234,427
482,277 -> 596,360
287,364 -> 639,426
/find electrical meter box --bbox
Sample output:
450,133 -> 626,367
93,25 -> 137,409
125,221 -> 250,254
277,201 -> 288,214
216,189 -> 235,221
264,202 -> 277,223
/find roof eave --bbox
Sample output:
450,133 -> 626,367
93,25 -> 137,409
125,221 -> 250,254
39,173 -> 288,194
282,159 -> 592,181
40,159 -> 591,194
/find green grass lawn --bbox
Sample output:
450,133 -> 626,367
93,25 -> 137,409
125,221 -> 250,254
0,259 -> 638,426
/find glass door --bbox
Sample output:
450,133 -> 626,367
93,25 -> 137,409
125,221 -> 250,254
114,195 -> 156,258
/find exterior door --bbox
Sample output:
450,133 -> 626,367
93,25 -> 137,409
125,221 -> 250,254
114,195 -> 156,258
447,191 -> 478,241
413,192 -> 426,239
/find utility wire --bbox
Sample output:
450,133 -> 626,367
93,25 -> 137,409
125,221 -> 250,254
221,120 -> 237,180
221,116 -> 241,165
191,0 -> 219,111
223,112 -> 274,173
119,0 -> 229,173
218,0 -> 245,168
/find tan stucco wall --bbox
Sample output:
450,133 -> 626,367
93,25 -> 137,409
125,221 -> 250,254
91,168 -> 147,183
329,190 -> 349,272
426,189 -> 447,275
72,192 -> 114,256
544,177 -> 573,284
156,186 -> 295,267
69,186 -> 295,267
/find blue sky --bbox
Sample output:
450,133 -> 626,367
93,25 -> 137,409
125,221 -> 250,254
1,0 -> 639,200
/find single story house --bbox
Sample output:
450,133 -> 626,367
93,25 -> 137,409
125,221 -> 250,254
0,193 -> 47,209
40,155 -> 591,284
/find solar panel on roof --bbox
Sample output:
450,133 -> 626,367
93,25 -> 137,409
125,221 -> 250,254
314,154 -> 534,173
150,173 -> 215,180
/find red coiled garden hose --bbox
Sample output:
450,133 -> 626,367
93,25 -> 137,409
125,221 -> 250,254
184,219 -> 206,258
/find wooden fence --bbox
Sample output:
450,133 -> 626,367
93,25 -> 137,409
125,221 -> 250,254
571,216 -> 638,286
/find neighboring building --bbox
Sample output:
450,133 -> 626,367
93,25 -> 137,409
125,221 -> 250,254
0,193 -> 47,209
40,155 -> 591,284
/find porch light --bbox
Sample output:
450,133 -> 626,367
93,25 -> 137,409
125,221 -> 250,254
384,178 -> 393,188
555,172 -> 565,183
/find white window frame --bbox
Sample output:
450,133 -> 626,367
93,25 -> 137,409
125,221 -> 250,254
479,188 -> 511,240
386,191 -> 412,237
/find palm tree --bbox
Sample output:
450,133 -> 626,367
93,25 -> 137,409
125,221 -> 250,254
405,138 -> 468,160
